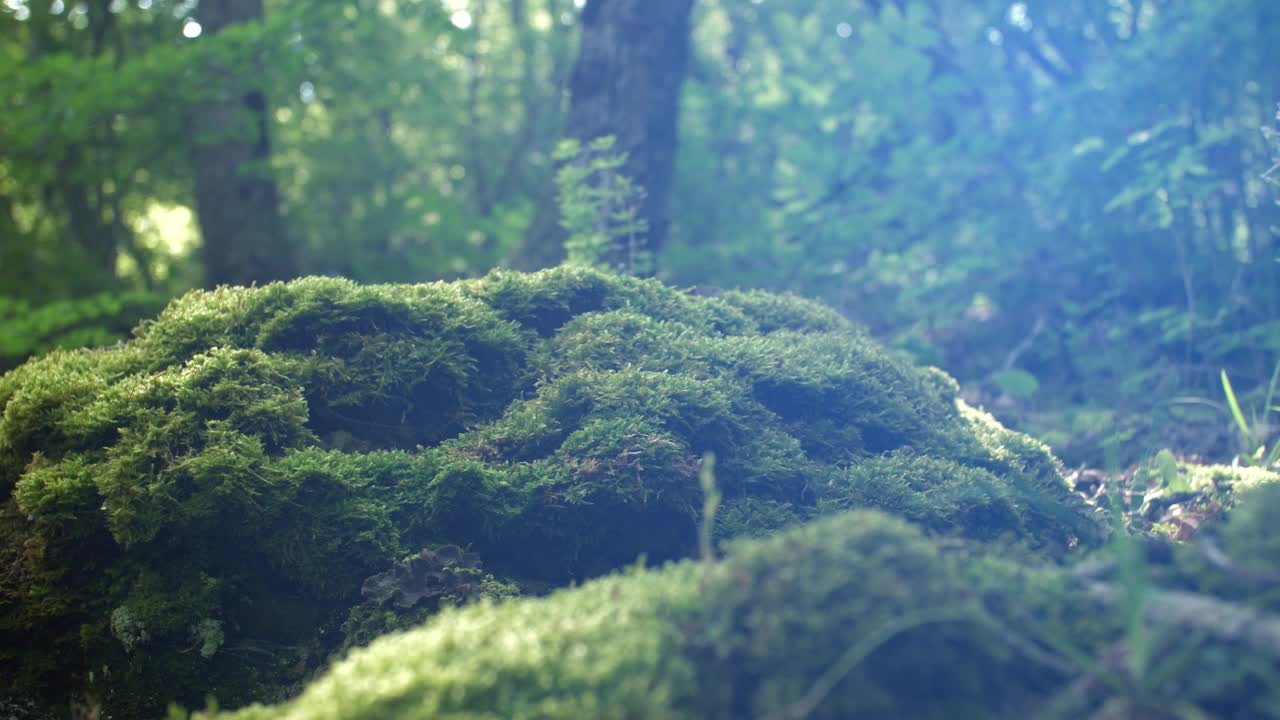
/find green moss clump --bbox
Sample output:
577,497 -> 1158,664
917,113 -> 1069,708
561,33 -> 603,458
0,266 -> 1100,715
1182,462 -> 1280,497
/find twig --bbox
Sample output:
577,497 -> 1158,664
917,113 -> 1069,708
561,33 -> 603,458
979,614 -> 1079,676
1001,313 -> 1046,372
1198,535 -> 1280,587
1085,581 -> 1280,658
766,608 -> 972,720
1033,640 -> 1132,718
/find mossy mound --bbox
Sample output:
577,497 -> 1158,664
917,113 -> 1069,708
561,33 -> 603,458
208,510 -> 1001,720
0,267 -> 1100,714
203,500 -> 1280,720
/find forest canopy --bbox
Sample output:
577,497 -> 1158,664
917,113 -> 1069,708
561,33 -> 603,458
2,0 -> 1277,466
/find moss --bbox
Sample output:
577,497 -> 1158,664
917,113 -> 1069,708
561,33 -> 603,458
133,277 -> 529,450
458,265 -> 753,337
1180,480 -> 1280,613
821,453 -> 1031,542
717,288 -> 853,333
337,564 -> 520,655
48,347 -> 316,546
1182,462 -> 1280,498
195,512 -> 1033,720
1220,483 -> 1280,579
680,511 -> 1016,719
0,266 -> 1099,715
202,508 -> 1280,720
0,345 -> 145,486
713,496 -> 810,541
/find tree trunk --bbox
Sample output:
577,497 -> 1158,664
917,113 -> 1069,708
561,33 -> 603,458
189,0 -> 297,288
508,0 -> 695,272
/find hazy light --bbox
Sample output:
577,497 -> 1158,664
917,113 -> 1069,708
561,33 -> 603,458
299,81 -> 316,103
573,0 -> 585,7
450,9 -> 472,29
70,2 -> 88,29
138,0 -> 152,9
109,0 -> 125,12
4,0 -> 30,21
987,27 -> 1003,45
50,0 -> 64,14
182,19 -> 202,38
836,22 -> 852,38
134,203 -> 198,257
1008,2 -> 1032,31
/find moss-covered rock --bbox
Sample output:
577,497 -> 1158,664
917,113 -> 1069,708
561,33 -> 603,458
0,267 -> 1101,715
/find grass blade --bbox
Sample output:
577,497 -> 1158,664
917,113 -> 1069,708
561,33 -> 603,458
1221,370 -> 1255,450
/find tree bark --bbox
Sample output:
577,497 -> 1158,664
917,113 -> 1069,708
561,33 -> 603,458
189,0 -> 297,288
508,0 -> 695,272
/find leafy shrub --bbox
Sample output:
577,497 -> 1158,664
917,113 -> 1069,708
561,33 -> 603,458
0,291 -> 167,373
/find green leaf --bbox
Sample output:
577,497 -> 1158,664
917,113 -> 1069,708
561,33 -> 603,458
1153,449 -> 1189,493
992,369 -> 1039,398
1072,137 -> 1105,156
1221,370 -> 1255,449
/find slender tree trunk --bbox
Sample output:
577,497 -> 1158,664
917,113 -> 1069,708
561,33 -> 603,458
189,0 -> 297,288
508,0 -> 695,272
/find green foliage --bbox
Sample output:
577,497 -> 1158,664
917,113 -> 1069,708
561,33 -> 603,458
0,291 -> 167,372
668,0 -> 1280,467
992,369 -> 1040,399
1221,362 -> 1280,468
4,0 -> 1278,474
554,136 -> 651,275
266,0 -> 571,281
1,0 -> 576,311
1152,449 -> 1191,494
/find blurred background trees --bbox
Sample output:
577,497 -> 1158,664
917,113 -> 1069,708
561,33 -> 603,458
510,0 -> 694,271
1,0 -> 1277,466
